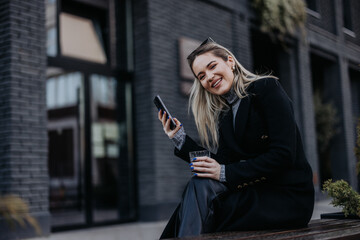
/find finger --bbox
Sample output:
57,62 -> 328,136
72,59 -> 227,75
168,121 -> 181,138
158,109 -> 162,121
195,172 -> 212,177
172,118 -> 180,131
192,166 -> 213,173
173,118 -> 182,130
192,162 -> 213,170
191,161 -> 207,167
161,111 -> 167,126
173,118 -> 182,127
194,173 -> 218,180
164,116 -> 171,132
192,156 -> 213,163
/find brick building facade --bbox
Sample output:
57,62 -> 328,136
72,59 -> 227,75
134,0 -> 360,221
0,0 -> 359,239
0,0 -> 50,239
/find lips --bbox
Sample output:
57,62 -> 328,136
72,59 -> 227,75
212,78 -> 222,88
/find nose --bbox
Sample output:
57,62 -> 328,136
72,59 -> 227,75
207,72 -> 215,83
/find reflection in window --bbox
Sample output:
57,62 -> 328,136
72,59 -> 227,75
60,13 -> 107,64
92,123 -> 119,164
46,70 -> 86,227
47,72 -> 82,109
46,0 -> 57,56
90,75 -> 120,222
91,74 -> 116,106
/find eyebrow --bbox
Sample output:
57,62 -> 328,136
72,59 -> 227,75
196,60 -> 216,78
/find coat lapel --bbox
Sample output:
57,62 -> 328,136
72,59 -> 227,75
219,95 -> 252,150
219,109 -> 239,150
234,95 -> 251,143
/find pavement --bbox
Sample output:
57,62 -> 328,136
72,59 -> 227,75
27,199 -> 341,240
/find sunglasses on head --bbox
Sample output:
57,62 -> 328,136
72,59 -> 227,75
200,37 -> 215,46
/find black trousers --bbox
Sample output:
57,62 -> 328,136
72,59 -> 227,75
160,177 -> 314,239
160,177 -> 228,239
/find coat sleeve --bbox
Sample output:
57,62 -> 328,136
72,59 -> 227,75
225,78 -> 298,190
174,135 -> 207,163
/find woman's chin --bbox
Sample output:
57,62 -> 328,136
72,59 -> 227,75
214,86 -> 231,95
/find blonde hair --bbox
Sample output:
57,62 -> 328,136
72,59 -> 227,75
187,42 -> 274,150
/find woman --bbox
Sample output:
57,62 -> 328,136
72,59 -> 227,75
158,38 -> 314,239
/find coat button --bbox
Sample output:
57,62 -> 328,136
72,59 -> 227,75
255,179 -> 260,183
243,183 -> 248,187
237,185 -> 242,189
261,135 -> 268,140
261,177 -> 266,181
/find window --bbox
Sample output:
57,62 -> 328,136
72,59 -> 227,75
46,0 -> 110,64
60,13 -> 107,63
305,0 -> 321,18
342,0 -> 353,31
45,0 -> 135,229
305,0 -> 317,12
46,72 -> 83,109
46,0 -> 57,56
48,129 -> 75,177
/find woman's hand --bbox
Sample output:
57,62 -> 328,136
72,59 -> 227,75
190,157 -> 221,181
158,109 -> 182,139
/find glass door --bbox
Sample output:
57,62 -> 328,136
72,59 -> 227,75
47,71 -> 136,229
90,74 -> 136,223
47,69 -> 86,227
46,0 -> 136,230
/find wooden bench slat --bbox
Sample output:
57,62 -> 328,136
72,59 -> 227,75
253,220 -> 360,240
262,220 -> 360,240
294,226 -> 360,240
168,219 -> 360,240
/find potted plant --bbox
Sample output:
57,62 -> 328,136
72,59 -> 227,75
0,194 -> 42,235
321,179 -> 360,219
321,118 -> 360,219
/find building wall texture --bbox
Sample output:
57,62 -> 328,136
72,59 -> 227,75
307,0 -> 336,34
133,0 -> 254,220
0,0 -> 359,237
0,0 -> 50,239
133,0 -> 360,221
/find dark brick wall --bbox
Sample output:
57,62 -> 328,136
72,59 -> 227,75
306,0 -> 360,189
133,0 -> 360,221
133,0 -> 156,212
133,0 -> 252,220
0,0 -> 50,238
0,0 -> 11,195
0,0 -> 358,230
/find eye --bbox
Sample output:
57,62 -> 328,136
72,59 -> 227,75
199,75 -> 205,81
210,64 -> 217,69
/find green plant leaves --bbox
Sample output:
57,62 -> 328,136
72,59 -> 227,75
323,179 -> 360,217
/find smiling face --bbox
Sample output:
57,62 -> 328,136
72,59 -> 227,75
191,52 -> 235,96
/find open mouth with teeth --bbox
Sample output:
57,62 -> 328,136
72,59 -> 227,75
212,78 -> 222,88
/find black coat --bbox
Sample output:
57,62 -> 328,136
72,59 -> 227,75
173,78 -> 314,231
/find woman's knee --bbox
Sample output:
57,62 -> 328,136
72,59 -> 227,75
188,177 -> 212,188
187,177 -> 227,195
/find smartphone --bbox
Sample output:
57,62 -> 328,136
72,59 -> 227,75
154,95 -> 176,130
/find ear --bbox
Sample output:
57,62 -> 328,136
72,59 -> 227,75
227,55 -> 234,67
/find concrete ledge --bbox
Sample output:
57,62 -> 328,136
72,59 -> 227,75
139,202 -> 178,222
